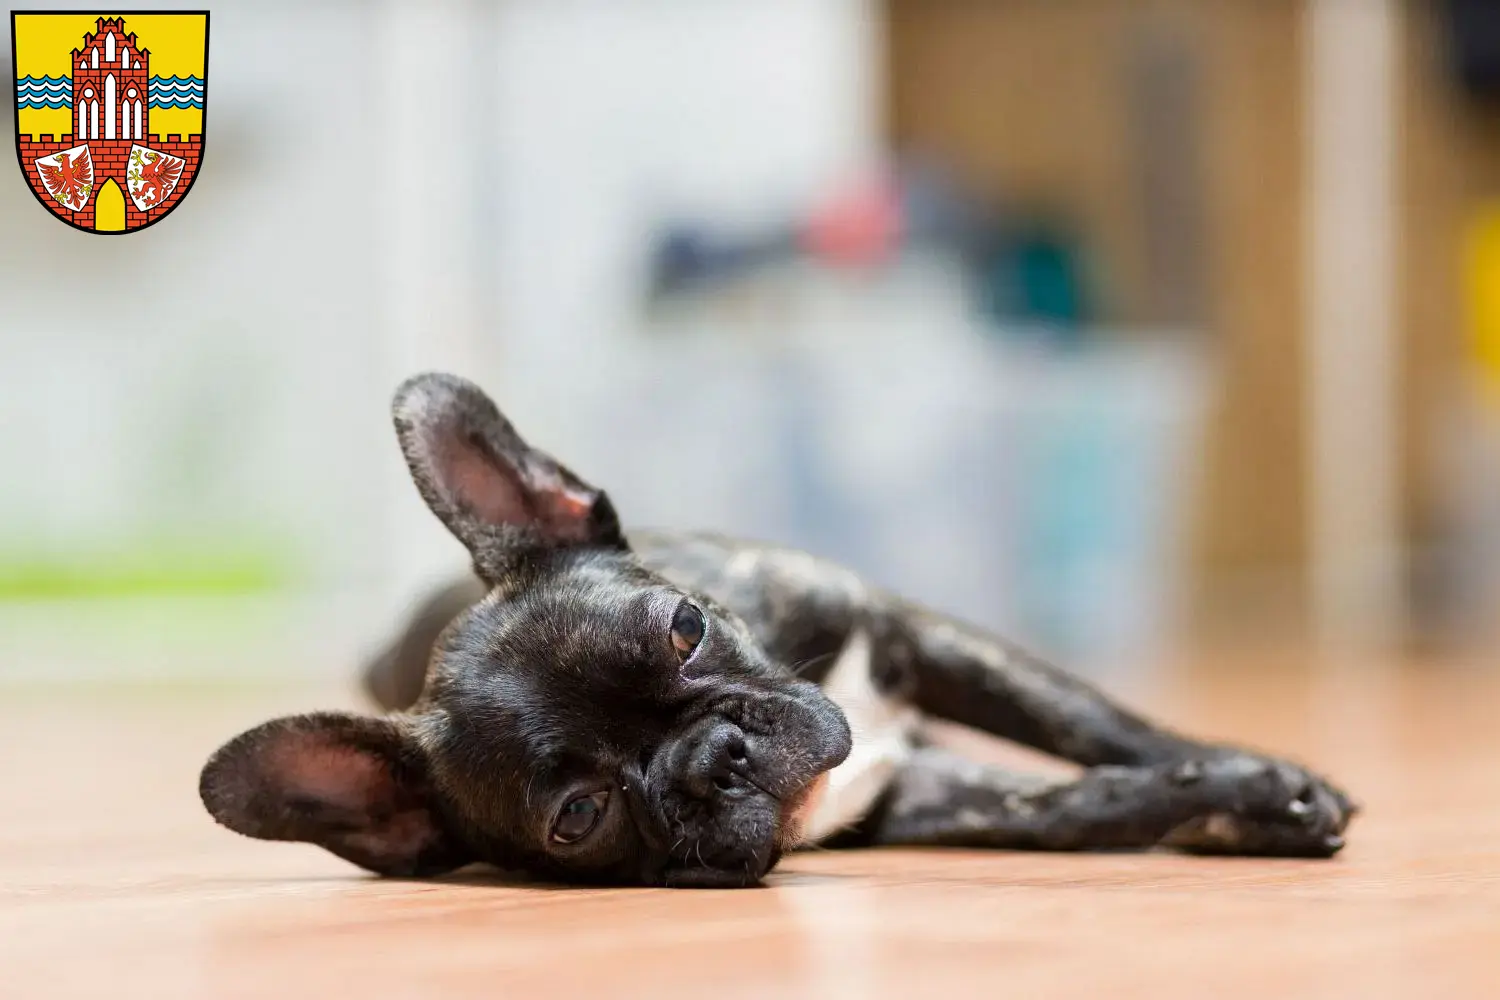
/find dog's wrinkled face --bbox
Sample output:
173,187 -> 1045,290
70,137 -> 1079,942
199,373 -> 851,887
419,548 -> 850,886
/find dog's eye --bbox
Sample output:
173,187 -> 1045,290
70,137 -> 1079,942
551,791 -> 608,844
670,601 -> 705,662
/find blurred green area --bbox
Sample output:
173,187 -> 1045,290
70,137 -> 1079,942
0,536 -> 295,599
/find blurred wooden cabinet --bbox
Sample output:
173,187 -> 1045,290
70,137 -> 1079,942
884,0 -> 1311,634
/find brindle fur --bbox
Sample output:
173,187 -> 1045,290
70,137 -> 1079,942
367,532 -> 1356,859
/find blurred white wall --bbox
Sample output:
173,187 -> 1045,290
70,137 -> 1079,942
402,0 -> 884,599
0,0 -> 891,680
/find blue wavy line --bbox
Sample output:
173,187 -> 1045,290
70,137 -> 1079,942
15,74 -> 72,109
16,74 -> 207,110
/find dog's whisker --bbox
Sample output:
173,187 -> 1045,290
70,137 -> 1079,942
787,651 -> 837,678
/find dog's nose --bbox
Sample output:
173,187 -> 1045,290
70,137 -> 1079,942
683,723 -> 750,798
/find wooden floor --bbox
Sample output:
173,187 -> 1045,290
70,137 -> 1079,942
3,655 -> 1498,999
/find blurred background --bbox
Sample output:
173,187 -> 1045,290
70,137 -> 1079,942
5,0 -> 1500,689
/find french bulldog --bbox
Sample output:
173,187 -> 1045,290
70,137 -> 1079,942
200,373 -> 1357,888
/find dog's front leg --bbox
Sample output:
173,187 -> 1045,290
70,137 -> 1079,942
849,748 -> 1350,857
869,601 -> 1357,843
874,601 -> 1212,766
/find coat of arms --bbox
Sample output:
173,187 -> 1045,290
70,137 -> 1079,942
12,11 -> 208,233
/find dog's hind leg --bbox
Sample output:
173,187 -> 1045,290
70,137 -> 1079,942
362,577 -> 485,711
840,747 -> 1350,858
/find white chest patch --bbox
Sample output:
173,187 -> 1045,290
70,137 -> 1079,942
799,627 -> 919,843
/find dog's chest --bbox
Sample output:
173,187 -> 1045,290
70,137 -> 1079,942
801,627 -> 920,843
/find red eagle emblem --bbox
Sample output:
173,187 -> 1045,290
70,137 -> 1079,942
127,145 -> 187,211
33,144 -> 95,212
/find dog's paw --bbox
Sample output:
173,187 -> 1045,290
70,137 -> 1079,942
1161,754 -> 1356,858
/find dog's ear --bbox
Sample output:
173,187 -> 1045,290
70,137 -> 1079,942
199,712 -> 469,877
392,372 -> 625,582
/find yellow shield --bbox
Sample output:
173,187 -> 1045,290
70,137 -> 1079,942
12,11 -> 208,234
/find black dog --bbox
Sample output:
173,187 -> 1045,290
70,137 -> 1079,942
200,373 -> 1357,887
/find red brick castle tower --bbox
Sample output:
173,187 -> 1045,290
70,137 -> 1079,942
71,18 -> 150,144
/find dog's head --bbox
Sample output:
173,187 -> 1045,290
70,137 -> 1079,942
200,373 -> 851,887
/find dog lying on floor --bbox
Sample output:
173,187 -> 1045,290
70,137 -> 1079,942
200,373 -> 1357,887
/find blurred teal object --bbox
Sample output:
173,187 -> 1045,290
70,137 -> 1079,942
998,342 -> 1207,666
1011,405 -> 1157,656
978,223 -> 1091,345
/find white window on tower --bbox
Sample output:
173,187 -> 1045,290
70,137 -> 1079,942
90,101 -> 98,140
134,101 -> 142,140
104,74 -> 115,139
77,102 -> 86,139
105,32 -> 115,63
120,99 -> 131,139
91,47 -> 98,69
